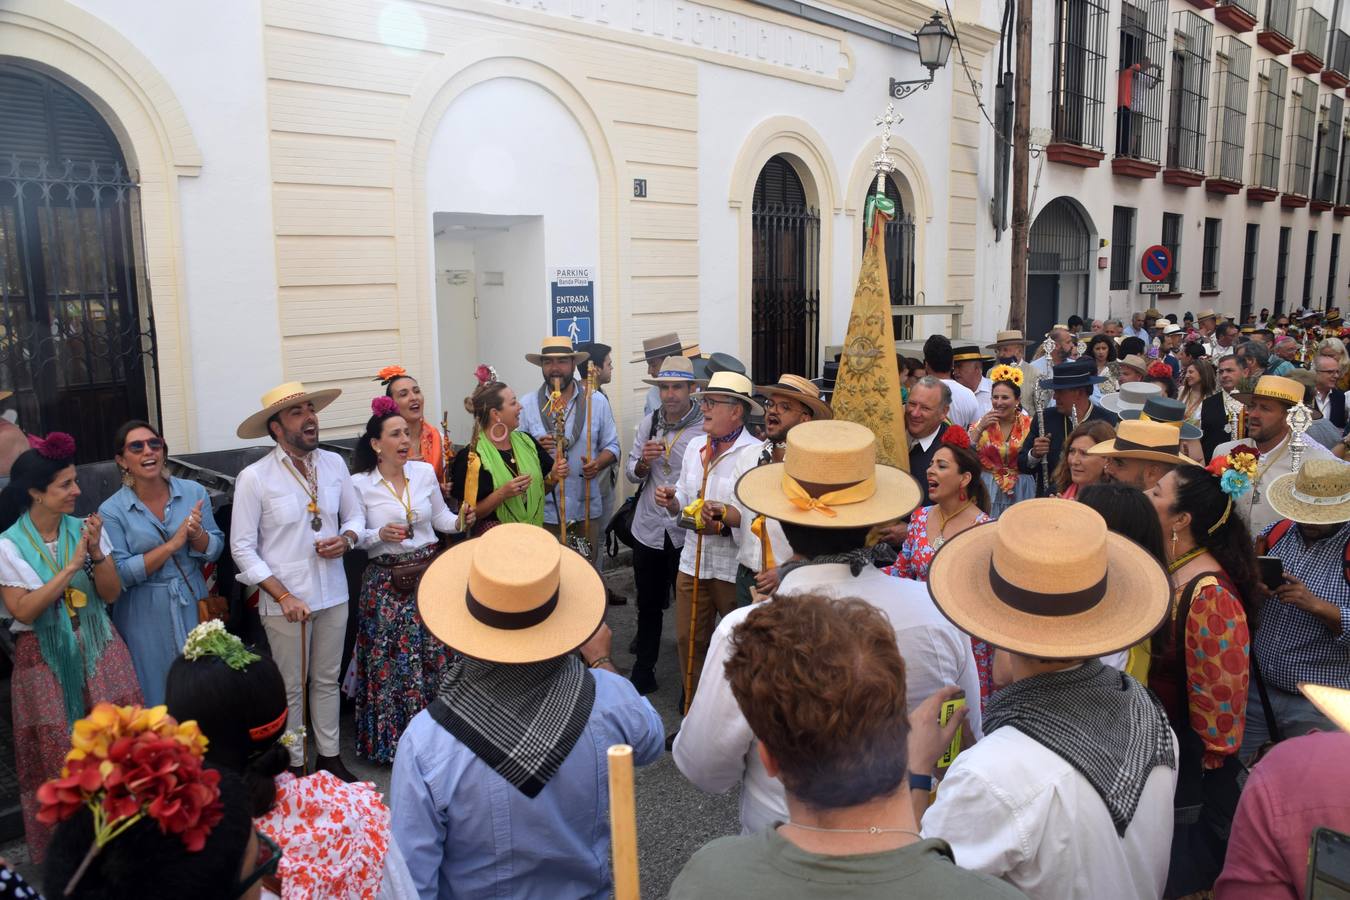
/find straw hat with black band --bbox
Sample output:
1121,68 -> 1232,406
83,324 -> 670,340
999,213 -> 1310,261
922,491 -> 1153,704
755,373 -> 832,420
1233,374 -> 1304,407
1087,419 -> 1200,467
633,332 -> 696,364
526,336 -> 588,367
641,355 -> 706,387
953,345 -> 992,365
1266,458 -> 1350,525
1120,396 -> 1203,440
734,419 -> 920,529
926,498 -> 1171,659
237,381 -> 342,440
690,371 -> 764,417
418,522 -> 604,663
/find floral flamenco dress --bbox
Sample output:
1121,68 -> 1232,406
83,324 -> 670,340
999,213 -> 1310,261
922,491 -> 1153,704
884,505 -> 997,707
972,413 -> 1036,519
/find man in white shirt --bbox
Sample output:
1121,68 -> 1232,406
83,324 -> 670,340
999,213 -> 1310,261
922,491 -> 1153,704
922,335 -> 979,428
1125,311 -> 1150,342
674,419 -> 982,834
951,345 -> 993,419
654,371 -> 763,707
912,499 -> 1178,899
232,382 -> 365,781
724,374 -> 830,606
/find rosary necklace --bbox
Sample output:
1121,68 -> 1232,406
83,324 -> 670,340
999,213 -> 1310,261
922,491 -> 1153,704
282,454 -> 322,531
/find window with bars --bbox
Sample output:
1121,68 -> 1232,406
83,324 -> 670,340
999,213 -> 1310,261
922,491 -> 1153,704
1115,0 -> 1168,162
1167,12 -> 1213,173
1330,30 -> 1350,75
1327,233 -> 1340,310
1209,38 -> 1250,183
1202,218 -> 1222,290
752,155 -> 819,386
1110,206 -> 1136,289
1276,226 -> 1292,313
1252,61 -> 1288,189
1162,212 -> 1183,287
1240,224 -> 1259,323
1303,230 -> 1319,307
1297,5 -> 1329,60
1338,120 -> 1350,206
1286,78 -> 1318,197
1052,0 -> 1110,150
1314,96 -> 1343,203
1264,0 -> 1295,40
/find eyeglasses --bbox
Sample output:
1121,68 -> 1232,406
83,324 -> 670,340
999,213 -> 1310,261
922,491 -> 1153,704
233,830 -> 281,897
698,398 -> 739,410
123,438 -> 164,454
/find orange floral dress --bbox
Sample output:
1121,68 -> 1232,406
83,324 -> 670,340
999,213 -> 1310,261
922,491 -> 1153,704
971,413 -> 1036,518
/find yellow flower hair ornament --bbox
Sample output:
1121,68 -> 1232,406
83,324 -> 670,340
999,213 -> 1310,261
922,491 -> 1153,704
988,364 -> 1024,388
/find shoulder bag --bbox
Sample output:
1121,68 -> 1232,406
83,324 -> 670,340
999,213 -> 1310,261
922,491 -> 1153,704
606,414 -> 662,556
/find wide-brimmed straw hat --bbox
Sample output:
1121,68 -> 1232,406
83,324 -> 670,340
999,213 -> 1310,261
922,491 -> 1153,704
1099,381 -> 1161,415
1266,459 -> 1350,525
1121,396 -> 1203,440
1144,307 -> 1164,319
525,337 -> 589,367
1162,323 -> 1184,336
735,420 -> 920,529
986,330 -> 1035,350
418,523 -> 603,664
755,374 -> 832,420
690,371 -> 764,416
237,381 -> 341,440
633,332 -> 696,363
1197,309 -> 1218,322
1087,419 -> 1200,467
1234,374 -> 1304,407
1301,683 -> 1350,731
927,498 -> 1171,659
641,355 -> 706,387
1039,359 -> 1105,391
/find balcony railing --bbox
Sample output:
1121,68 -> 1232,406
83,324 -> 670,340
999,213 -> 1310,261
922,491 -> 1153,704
1251,60 -> 1288,191
1297,5 -> 1329,65
1264,0 -> 1294,34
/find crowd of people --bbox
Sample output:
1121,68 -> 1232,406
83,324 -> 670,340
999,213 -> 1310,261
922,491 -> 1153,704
1,310 -> 1349,900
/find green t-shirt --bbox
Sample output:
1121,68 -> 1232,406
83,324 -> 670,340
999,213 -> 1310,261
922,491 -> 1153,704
669,830 -> 1026,899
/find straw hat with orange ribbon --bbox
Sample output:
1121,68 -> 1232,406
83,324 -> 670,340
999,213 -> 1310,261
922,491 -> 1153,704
926,498 -> 1171,659
734,420 -> 920,529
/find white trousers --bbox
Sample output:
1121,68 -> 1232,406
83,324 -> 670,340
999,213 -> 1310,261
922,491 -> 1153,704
262,603 -> 348,765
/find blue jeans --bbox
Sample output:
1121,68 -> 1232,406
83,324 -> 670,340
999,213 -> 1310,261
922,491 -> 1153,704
1241,679 -> 1338,760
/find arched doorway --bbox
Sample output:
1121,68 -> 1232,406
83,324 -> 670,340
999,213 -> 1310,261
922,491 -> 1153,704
0,67 -> 156,461
861,173 -> 916,339
1027,198 -> 1094,340
751,155 -> 819,385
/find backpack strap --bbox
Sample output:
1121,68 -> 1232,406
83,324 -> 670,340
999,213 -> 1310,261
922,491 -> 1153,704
1256,518 -> 1294,557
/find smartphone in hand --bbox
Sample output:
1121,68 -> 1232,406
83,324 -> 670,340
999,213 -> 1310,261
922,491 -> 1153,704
1257,556 -> 1284,591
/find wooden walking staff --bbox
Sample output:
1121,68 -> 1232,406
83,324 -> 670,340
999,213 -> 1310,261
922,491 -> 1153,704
550,376 -> 568,544
607,744 -> 640,900
682,451 -> 715,715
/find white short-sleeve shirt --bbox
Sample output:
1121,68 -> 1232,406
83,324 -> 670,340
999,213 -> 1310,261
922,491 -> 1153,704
1,531 -> 114,633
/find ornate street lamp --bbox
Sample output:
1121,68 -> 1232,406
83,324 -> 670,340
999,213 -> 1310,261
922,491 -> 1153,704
889,12 -> 956,100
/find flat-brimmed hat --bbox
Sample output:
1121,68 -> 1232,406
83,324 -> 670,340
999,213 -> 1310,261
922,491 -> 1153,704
633,332 -> 696,363
237,381 -> 342,440
1121,396 -> 1203,440
1162,323 -> 1184,336
952,345 -> 992,365
986,330 -> 1035,350
690,371 -> 764,416
418,522 -> 603,663
1240,325 -> 1257,335
1039,359 -> 1105,391
756,373 -> 832,420
735,420 -> 920,529
1301,683 -> 1350,732
1087,419 -> 1199,467
1118,354 -> 1150,376
1099,381 -> 1162,415
1266,459 -> 1350,525
690,352 -> 746,382
927,499 -> 1169,659
813,359 -> 839,401
1234,374 -> 1304,407
641,356 -> 706,387
1197,309 -> 1218,322
525,337 -> 589,367
1145,307 -> 1164,319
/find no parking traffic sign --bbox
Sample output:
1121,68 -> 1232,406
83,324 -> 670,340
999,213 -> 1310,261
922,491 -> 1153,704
1141,245 -> 1173,283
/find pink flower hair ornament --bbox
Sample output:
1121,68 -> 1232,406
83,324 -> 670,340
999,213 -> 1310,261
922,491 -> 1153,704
370,396 -> 400,417
474,364 -> 498,385
32,431 -> 76,461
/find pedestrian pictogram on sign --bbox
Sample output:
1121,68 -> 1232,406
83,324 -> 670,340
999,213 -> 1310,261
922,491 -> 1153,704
1141,245 -> 1173,283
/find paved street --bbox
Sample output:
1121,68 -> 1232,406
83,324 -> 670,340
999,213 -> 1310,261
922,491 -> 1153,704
0,558 -> 741,897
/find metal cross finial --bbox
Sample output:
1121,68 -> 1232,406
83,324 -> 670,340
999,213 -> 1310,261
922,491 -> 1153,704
872,104 -> 900,189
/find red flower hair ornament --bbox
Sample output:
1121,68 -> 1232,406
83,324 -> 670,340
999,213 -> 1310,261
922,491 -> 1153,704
1146,362 -> 1174,380
940,427 -> 971,450
371,396 -> 399,417
31,431 -> 76,461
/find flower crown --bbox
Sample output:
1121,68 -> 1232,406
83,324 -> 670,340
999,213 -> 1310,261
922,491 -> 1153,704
987,364 -> 1023,388
183,620 -> 261,671
474,363 -> 498,385
1146,362 -> 1174,380
371,396 -> 399,417
940,427 -> 971,450
374,365 -> 408,386
30,431 -> 76,461
1204,444 -> 1259,533
37,703 -> 222,895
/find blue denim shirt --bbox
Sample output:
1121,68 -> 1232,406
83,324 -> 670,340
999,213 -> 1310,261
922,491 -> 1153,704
99,478 -> 223,704
390,669 -> 664,900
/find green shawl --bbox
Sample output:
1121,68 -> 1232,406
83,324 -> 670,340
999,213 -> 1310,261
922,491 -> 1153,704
478,430 -> 546,526
3,513 -> 113,726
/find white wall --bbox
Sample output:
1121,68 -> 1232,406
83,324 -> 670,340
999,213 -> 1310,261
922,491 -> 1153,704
424,77 -> 600,416
434,235 -> 477,437
67,0 -> 281,450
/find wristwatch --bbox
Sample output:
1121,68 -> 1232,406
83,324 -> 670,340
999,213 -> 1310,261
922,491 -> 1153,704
908,772 -> 934,793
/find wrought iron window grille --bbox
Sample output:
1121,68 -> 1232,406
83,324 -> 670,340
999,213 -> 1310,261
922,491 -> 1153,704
1052,0 -> 1110,149
1251,61 -> 1288,190
1208,38 -> 1250,183
1115,0 -> 1168,162
1166,12 -> 1213,174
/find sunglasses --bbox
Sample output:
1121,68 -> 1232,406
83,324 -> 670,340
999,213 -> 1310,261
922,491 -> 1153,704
233,829 -> 281,897
123,438 -> 164,454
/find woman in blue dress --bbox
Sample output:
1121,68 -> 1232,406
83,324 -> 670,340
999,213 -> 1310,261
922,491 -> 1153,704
99,420 -> 223,704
